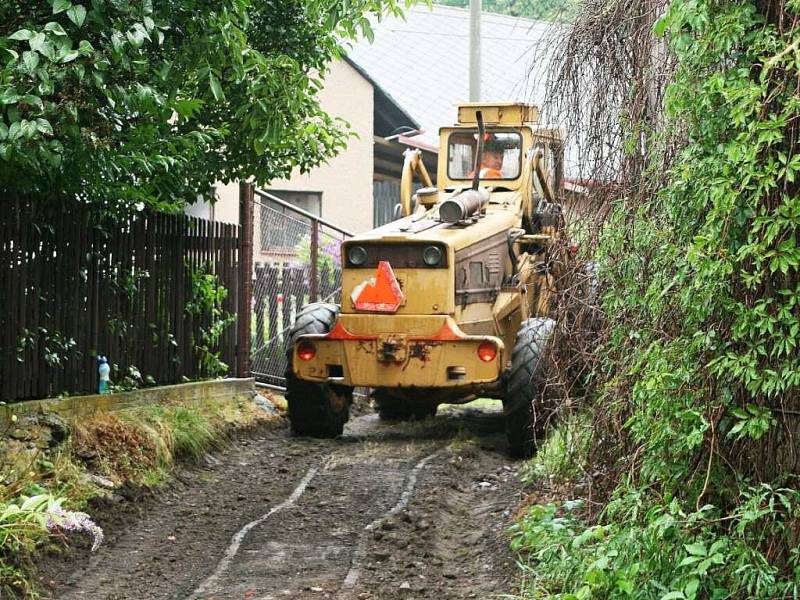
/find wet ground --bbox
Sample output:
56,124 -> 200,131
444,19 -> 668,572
38,403 -> 524,600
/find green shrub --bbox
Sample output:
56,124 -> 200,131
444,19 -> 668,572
512,484 -> 800,599
513,0 -> 800,596
519,414 -> 592,486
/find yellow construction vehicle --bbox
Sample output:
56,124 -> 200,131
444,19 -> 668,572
285,102 -> 575,457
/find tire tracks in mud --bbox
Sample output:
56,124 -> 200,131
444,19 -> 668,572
187,464 -> 322,599
42,408 -> 522,600
193,442 -> 446,599
339,450 -> 441,592
190,448 -> 445,599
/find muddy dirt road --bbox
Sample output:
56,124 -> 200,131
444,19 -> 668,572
41,404 -> 524,600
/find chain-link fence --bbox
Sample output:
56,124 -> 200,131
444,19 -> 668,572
250,190 -> 352,386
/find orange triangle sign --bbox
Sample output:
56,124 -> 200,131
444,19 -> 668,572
352,261 -> 405,312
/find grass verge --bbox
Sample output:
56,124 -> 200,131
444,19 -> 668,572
0,392 -> 279,598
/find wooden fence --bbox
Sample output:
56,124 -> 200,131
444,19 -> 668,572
0,202 -> 239,403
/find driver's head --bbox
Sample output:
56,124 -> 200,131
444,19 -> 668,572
483,148 -> 503,169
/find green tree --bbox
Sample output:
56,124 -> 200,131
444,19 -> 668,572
0,0 -> 416,214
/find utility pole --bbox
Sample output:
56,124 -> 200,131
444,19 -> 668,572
469,0 -> 481,102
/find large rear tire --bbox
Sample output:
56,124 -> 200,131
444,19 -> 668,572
373,390 -> 438,421
285,303 -> 352,438
502,318 -> 556,458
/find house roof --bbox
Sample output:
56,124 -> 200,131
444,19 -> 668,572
343,56 -> 421,138
345,5 -> 561,146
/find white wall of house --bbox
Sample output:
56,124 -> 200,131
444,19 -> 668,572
196,60 -> 375,233
186,182 -> 241,224
268,60 -> 374,233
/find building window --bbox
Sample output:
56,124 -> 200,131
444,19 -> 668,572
259,190 -> 322,253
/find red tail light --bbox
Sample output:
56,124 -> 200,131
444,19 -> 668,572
297,340 -> 316,361
477,341 -> 497,362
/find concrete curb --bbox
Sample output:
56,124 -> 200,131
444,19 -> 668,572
0,378 -> 256,425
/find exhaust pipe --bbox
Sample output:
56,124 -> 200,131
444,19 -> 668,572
471,110 -> 485,192
439,188 -> 490,223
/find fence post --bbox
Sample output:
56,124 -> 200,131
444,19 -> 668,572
237,182 -> 254,378
254,264 -> 265,351
309,218 -> 319,303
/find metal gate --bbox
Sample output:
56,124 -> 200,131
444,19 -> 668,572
250,189 -> 352,386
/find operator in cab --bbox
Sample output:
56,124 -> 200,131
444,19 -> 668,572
469,148 -> 504,179
468,136 -> 507,179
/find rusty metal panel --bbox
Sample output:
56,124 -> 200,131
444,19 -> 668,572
454,230 -> 508,306
333,314 -> 450,336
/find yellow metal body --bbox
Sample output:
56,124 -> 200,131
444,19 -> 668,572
400,149 -> 434,218
292,314 -> 504,387
457,102 -> 540,126
293,103 -> 565,401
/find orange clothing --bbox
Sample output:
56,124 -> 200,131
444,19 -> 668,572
467,166 -> 504,179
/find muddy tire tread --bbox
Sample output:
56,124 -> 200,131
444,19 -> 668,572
285,303 -> 352,438
502,317 -> 555,458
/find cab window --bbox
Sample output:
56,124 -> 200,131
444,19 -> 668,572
447,131 -> 521,180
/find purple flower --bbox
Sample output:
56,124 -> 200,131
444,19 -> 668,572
45,504 -> 105,551
321,238 -> 342,269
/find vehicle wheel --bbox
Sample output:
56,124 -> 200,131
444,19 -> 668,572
502,318 -> 556,458
284,303 -> 352,438
373,390 -> 438,420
